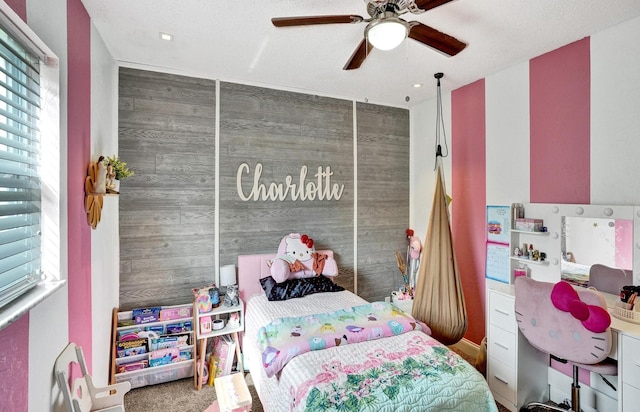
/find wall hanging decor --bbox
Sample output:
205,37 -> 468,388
105,155 -> 134,194
84,156 -> 107,229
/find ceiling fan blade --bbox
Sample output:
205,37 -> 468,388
408,22 -> 466,57
272,15 -> 363,27
412,0 -> 454,12
343,38 -> 372,70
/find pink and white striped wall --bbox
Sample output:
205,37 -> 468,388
438,15 -> 640,383
0,0 -> 93,411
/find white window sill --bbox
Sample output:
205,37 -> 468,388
0,278 -> 66,332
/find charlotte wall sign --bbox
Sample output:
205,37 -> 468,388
236,162 -> 345,201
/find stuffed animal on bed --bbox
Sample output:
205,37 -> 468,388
270,233 -> 338,283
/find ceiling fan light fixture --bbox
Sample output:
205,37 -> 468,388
365,17 -> 408,51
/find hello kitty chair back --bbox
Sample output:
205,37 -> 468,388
514,276 -> 617,412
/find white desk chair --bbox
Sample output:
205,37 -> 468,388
55,342 -> 131,412
515,277 -> 617,412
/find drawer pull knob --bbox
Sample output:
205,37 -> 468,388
494,308 -> 510,316
495,342 -> 509,350
494,376 -> 509,385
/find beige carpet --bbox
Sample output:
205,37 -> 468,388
123,373 -> 263,412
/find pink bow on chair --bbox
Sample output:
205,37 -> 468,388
550,281 -> 611,333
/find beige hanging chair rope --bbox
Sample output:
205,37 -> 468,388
412,161 -> 468,345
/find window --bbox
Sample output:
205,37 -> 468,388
0,24 -> 42,308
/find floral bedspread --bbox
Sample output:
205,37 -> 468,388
245,291 -> 497,412
257,301 -> 425,378
290,333 -> 498,412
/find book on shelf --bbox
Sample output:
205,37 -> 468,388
211,335 -> 236,377
132,306 -> 162,324
116,338 -> 148,358
117,359 -> 149,373
149,347 -> 180,367
179,348 -> 193,362
117,325 -> 163,340
149,333 -> 191,351
166,320 -> 193,334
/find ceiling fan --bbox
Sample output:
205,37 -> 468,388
271,0 -> 466,70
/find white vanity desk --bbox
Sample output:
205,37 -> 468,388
604,295 -> 640,412
487,280 -> 640,412
486,203 -> 640,412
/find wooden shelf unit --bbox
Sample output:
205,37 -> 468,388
193,299 -> 245,390
109,303 -> 195,389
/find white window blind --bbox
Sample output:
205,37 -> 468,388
0,24 -> 42,309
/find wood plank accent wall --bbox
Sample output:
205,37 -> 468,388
117,68 -> 409,308
218,83 -> 355,293
356,102 -> 410,302
118,68 -> 217,309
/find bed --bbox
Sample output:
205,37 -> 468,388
238,252 -> 498,412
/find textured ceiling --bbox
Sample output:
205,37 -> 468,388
81,0 -> 640,107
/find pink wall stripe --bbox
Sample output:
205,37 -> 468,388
531,37 -> 592,385
451,79 -> 487,345
530,38 -> 591,204
0,315 -> 29,412
67,0 -> 93,371
4,0 -> 26,22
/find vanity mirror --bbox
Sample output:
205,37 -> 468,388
520,203 -> 640,288
561,215 -> 633,287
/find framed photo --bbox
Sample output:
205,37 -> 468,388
486,205 -> 511,244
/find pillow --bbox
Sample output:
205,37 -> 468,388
260,275 -> 344,301
270,233 -> 338,283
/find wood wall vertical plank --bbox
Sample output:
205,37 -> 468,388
117,70 -> 409,308
219,83 -> 355,293
118,68 -> 216,309
356,102 -> 410,302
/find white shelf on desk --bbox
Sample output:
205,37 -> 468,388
511,229 -> 549,235
510,256 -> 549,266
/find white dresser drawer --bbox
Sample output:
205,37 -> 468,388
488,358 -> 516,403
489,325 -> 516,368
623,383 -> 640,411
622,334 -> 640,388
489,291 -> 516,333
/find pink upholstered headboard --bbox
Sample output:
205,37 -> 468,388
237,250 -> 334,303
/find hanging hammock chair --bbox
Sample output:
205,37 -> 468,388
411,72 -> 468,345
412,158 -> 468,345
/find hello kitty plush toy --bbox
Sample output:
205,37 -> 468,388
269,233 -> 338,283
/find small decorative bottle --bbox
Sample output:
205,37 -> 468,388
209,286 -> 221,308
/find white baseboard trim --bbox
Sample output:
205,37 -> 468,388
449,337 -> 480,361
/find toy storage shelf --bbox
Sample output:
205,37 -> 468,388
109,303 -> 196,389
193,299 -> 245,391
195,301 -> 244,340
